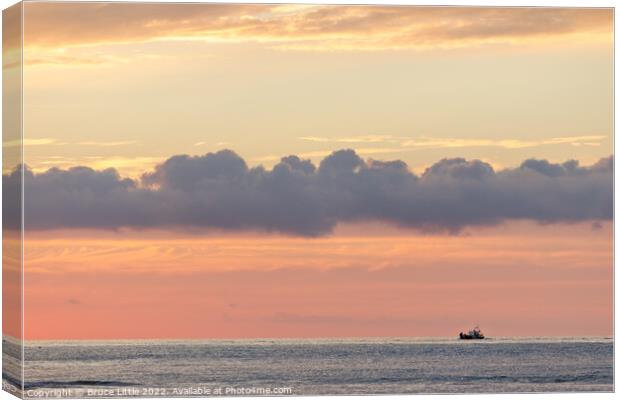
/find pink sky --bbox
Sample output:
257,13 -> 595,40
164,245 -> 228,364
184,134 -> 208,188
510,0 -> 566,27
22,221 -> 612,339
3,4 -> 612,341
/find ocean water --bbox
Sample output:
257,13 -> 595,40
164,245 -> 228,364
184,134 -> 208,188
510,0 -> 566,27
3,337 -> 613,397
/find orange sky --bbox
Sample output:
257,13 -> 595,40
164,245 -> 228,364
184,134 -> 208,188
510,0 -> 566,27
22,221 -> 612,339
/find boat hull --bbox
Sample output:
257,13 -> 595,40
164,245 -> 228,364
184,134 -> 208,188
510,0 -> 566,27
459,332 -> 485,340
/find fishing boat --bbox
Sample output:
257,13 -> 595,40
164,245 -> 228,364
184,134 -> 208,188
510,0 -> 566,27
459,326 -> 485,339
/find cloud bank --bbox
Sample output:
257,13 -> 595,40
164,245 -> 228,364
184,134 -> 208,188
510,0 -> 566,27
4,150 -> 612,236
23,4 -> 612,51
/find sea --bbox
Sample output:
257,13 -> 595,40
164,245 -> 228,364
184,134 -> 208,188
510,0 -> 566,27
2,337 -> 614,397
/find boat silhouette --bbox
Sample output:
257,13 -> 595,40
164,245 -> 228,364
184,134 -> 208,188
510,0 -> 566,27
459,326 -> 485,339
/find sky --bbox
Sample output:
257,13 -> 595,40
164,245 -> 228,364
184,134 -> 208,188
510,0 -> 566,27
20,4 -> 613,175
2,3 -> 613,339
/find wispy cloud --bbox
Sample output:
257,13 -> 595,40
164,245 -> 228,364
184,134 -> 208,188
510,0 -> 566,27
24,54 -> 129,67
5,138 -> 139,148
194,141 -> 230,147
77,140 -> 137,147
401,135 -> 607,149
30,156 -> 164,178
295,134 -> 607,153
4,138 -> 64,147
299,135 -> 397,144
22,4 -> 612,53
25,138 -> 60,146
23,49 -> 169,68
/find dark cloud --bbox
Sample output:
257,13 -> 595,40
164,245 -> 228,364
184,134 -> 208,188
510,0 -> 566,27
142,150 -> 248,191
520,159 -> 575,177
319,149 -> 365,175
279,155 -> 316,175
422,158 -> 494,181
4,150 -> 612,236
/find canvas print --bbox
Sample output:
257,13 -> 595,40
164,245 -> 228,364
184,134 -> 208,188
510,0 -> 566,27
2,2 -> 614,398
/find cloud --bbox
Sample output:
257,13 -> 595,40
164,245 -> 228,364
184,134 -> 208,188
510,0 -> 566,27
5,149 -> 612,236
301,134 -> 607,150
4,138 -> 59,147
23,54 -> 130,67
299,135 -> 397,143
402,135 -> 609,149
3,138 -> 137,148
28,156 -> 164,179
194,141 -> 230,147
77,140 -> 137,147
421,157 -> 494,180
253,146 -> 413,163
21,4 -> 612,52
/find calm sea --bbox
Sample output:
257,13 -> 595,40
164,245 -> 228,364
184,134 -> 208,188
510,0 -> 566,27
2,337 -> 613,397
